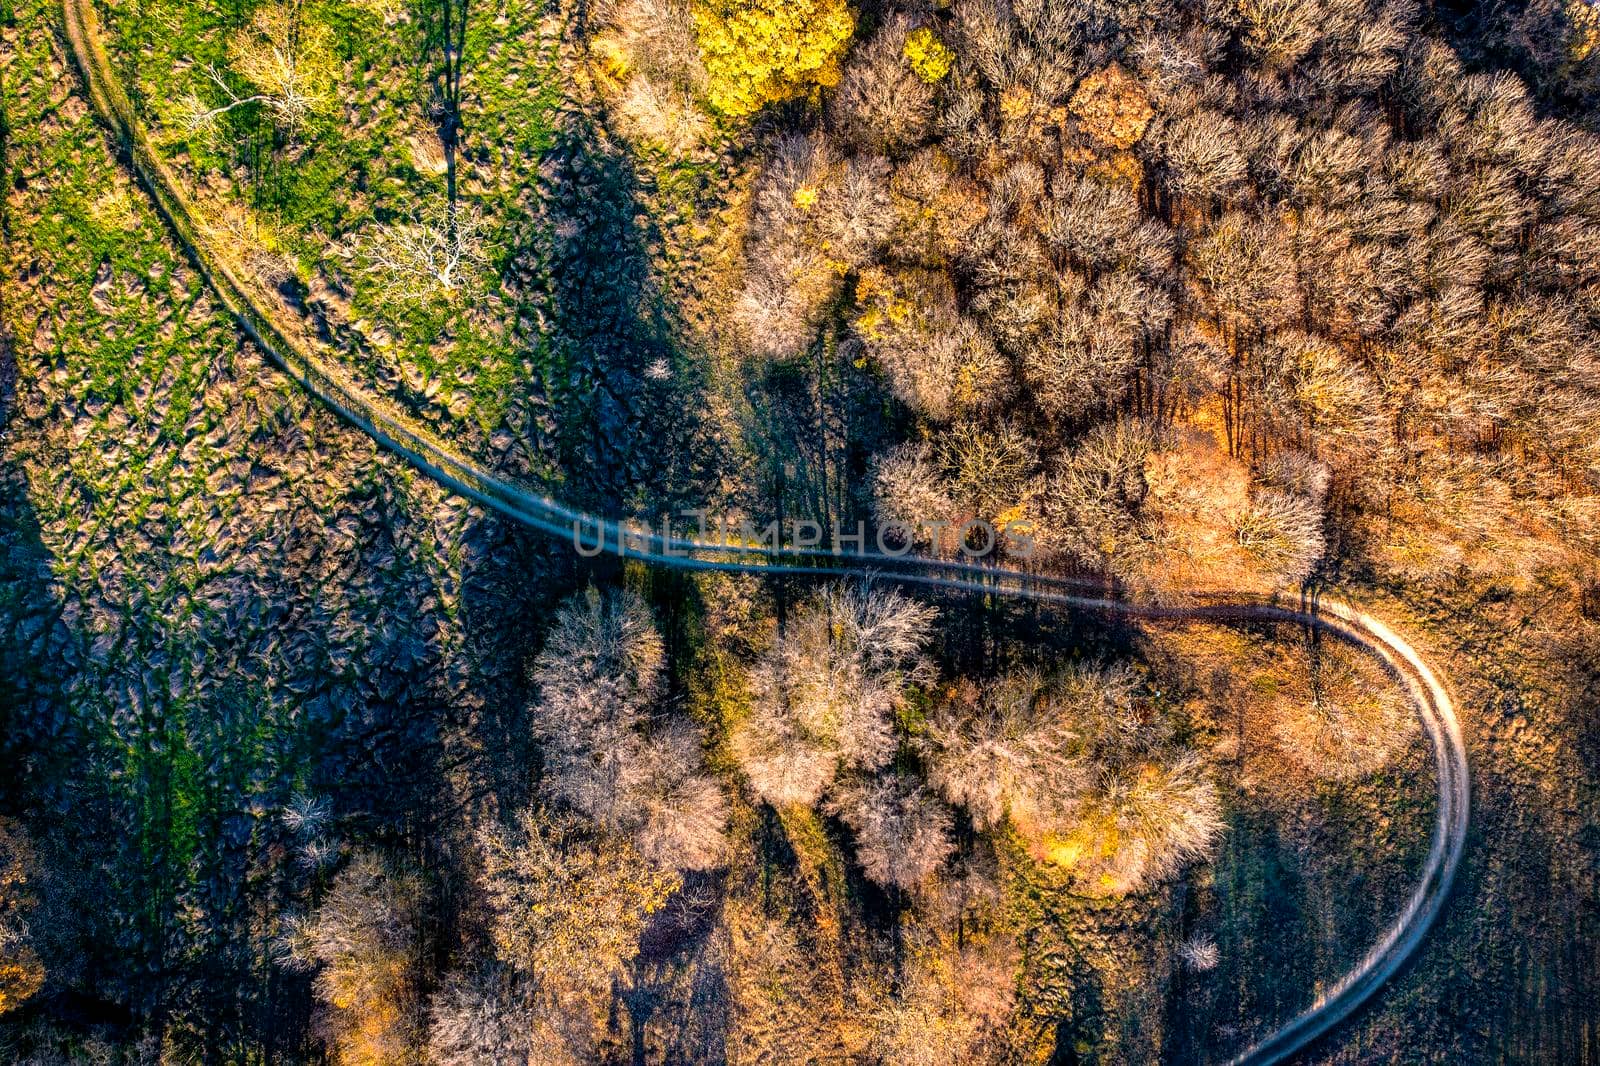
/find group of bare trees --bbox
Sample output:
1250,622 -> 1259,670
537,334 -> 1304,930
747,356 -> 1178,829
734,0 -> 1600,603
731,1 -> 1332,596
592,0 -> 713,155
448,589 -> 726,1055
0,819 -> 42,1018
99,0 -> 1600,1058
726,583 -> 1222,898
527,587 -> 729,871
280,830 -> 631,1066
922,665 -> 1222,894
274,586 -> 728,1063
1150,16 -> 1600,587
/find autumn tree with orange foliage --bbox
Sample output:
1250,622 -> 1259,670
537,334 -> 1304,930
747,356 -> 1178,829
284,853 -> 427,1065
1068,63 -> 1154,150
0,818 -> 43,1017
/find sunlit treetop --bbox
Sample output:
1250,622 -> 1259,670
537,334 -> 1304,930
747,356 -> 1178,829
1566,0 -> 1599,60
1067,62 -> 1154,150
692,0 -> 858,117
902,26 -> 955,83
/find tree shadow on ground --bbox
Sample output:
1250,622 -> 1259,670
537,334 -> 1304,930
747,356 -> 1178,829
507,111 -> 728,524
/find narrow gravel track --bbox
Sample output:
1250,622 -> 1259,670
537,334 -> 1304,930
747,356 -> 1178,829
59,2 -> 1470,1060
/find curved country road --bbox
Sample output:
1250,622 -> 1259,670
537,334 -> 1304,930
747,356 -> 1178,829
59,2 -> 1469,1061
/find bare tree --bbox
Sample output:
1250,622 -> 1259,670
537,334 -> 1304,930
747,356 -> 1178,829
1177,934 -> 1220,972
1185,210 -> 1298,339
1159,109 -> 1250,203
342,201 -> 489,303
530,584 -> 661,725
528,586 -> 661,827
920,672 -> 1087,836
868,935 -> 1018,1065
282,853 -> 426,1066
872,441 -> 957,543
733,583 -> 937,807
1276,330 -> 1385,456
829,16 -> 938,155
935,418 -> 1038,525
425,966 -> 594,1066
594,0 -> 711,155
735,135 -> 844,359
1232,486 -> 1326,583
727,699 -> 840,808
829,773 -> 955,892
854,267 -> 1007,421
1017,291 -> 1150,421
1041,173 -> 1148,271
1268,643 -> 1417,778
1256,449 -> 1332,503
178,2 -> 335,136
632,722 -> 732,871
1238,0 -> 1323,69
1034,420 -> 1164,586
815,155 -> 896,269
476,810 -> 679,996
528,588 -> 727,870
1072,751 -> 1223,895
613,75 -> 712,157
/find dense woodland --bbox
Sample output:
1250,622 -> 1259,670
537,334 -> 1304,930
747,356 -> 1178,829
2,0 -> 1600,1061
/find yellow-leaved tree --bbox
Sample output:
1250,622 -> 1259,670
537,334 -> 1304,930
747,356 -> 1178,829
692,0 -> 857,117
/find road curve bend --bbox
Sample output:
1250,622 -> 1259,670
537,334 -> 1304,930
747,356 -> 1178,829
59,3 -> 1469,1061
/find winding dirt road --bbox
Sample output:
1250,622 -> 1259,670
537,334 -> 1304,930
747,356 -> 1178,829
59,2 -> 1470,1060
